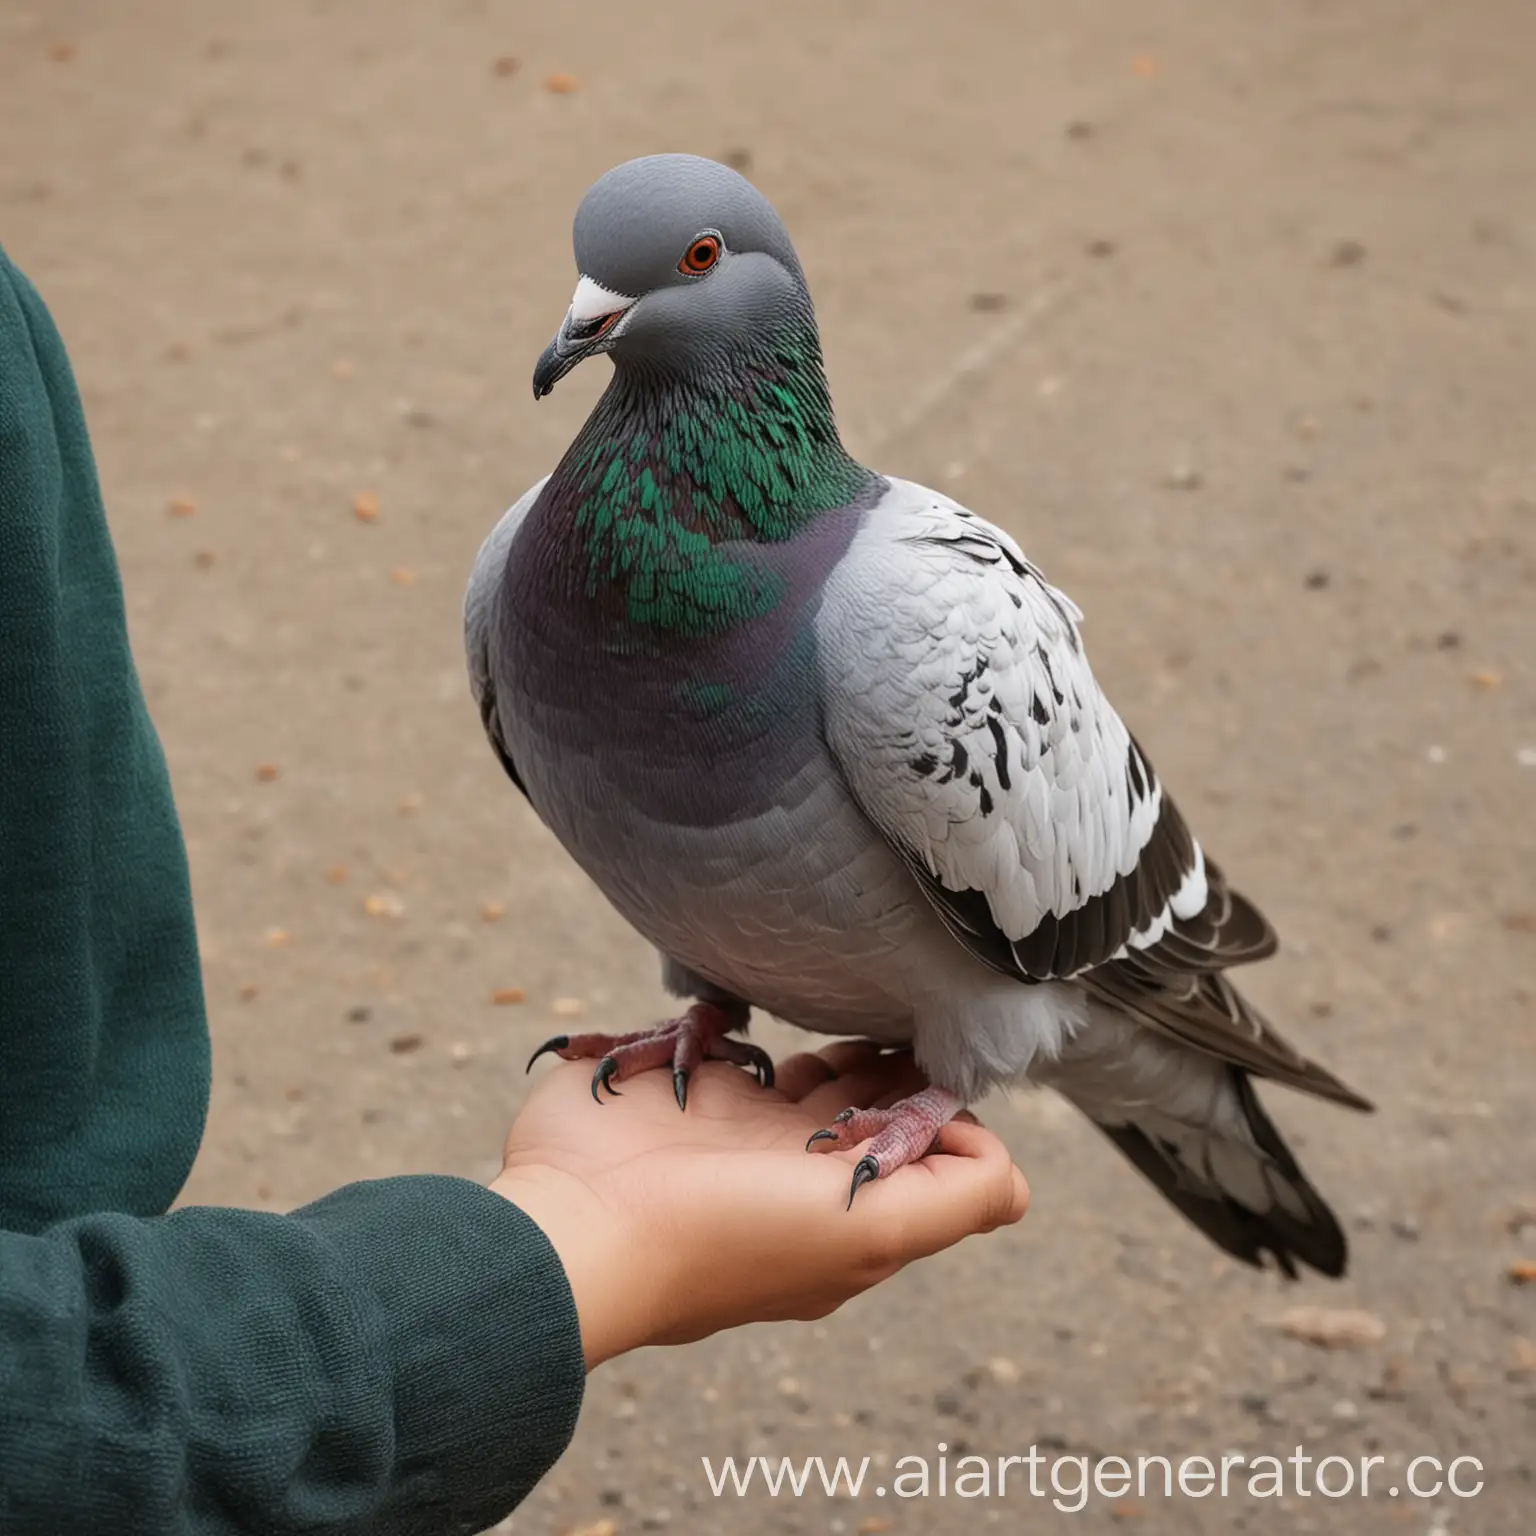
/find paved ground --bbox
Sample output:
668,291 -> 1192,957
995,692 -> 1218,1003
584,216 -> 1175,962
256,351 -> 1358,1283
3,1 -> 1533,1531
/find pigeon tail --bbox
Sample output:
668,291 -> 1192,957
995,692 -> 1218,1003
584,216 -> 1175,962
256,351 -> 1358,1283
1076,1068 -> 1348,1279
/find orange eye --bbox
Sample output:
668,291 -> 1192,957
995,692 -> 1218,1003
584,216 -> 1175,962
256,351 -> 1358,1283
679,234 -> 721,274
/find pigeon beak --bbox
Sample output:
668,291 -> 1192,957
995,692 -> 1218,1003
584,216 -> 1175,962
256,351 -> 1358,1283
532,276 -> 637,400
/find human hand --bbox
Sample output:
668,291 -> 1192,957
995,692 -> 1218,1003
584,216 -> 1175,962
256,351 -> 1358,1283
491,1041 -> 1028,1368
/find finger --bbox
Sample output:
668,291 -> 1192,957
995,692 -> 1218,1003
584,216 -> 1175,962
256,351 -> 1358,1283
928,1119 -> 1030,1227
847,1122 -> 1027,1259
774,1051 -> 841,1103
798,1053 -> 930,1122
814,1040 -> 890,1076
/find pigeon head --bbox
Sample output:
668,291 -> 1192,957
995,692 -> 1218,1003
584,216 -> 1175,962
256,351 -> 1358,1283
533,154 -> 812,399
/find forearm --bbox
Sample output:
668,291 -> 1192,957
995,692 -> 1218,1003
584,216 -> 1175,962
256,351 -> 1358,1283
0,1176 -> 584,1535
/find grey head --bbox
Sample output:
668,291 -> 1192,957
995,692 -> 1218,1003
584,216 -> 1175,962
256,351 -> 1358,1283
532,154 -> 813,399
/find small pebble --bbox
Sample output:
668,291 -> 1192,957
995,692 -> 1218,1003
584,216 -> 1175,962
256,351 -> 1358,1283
480,901 -> 505,922
544,72 -> 579,94
1279,1306 -> 1387,1349
353,491 -> 380,522
1467,668 -> 1502,690
397,792 -> 423,814
345,1005 -> 372,1023
491,987 -> 526,1006
264,927 -> 291,949
1304,569 -> 1330,590
237,982 -> 260,1002
1085,238 -> 1118,259
1503,1203 -> 1536,1235
491,55 -> 519,76
551,996 -> 586,1018
969,292 -> 1009,312
255,763 -> 281,782
986,1356 -> 1021,1385
193,548 -> 216,569
389,1033 -> 425,1055
363,892 -> 404,919
325,864 -> 350,885
1328,239 -> 1367,268
390,566 -> 417,586
167,494 -> 197,518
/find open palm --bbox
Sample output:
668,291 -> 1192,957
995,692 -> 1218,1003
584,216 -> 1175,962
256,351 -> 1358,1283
494,1042 -> 1028,1364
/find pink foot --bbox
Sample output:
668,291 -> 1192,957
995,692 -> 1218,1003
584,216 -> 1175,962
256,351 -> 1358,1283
806,1086 -> 965,1207
526,1000 -> 769,1109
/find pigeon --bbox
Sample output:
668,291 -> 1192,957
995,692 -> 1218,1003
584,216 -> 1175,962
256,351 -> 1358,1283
466,154 -> 1372,1278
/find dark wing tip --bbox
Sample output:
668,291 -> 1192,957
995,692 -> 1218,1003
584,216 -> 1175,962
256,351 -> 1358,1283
1095,1072 -> 1350,1281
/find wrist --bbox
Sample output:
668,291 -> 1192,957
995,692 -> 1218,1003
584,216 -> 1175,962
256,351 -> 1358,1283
490,1162 -> 662,1370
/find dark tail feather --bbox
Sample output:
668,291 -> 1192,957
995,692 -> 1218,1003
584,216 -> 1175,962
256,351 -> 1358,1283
1090,1070 -> 1348,1280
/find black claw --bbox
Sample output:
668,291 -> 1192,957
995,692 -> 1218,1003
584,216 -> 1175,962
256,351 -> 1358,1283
847,1155 -> 880,1210
673,1068 -> 690,1112
740,1043 -> 775,1090
831,1107 -> 856,1124
806,1128 -> 838,1151
590,1057 -> 621,1103
526,1035 -> 570,1074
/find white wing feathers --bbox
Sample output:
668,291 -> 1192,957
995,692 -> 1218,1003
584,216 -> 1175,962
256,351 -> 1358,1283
817,481 -> 1205,982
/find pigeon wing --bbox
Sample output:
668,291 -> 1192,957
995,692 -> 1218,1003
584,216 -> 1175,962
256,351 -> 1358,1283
816,480 -> 1369,1109
464,475 -> 550,798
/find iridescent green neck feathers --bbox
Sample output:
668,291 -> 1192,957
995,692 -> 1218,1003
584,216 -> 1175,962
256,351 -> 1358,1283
540,322 -> 871,636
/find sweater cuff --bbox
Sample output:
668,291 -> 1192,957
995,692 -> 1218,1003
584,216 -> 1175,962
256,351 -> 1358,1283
294,1174 -> 585,1530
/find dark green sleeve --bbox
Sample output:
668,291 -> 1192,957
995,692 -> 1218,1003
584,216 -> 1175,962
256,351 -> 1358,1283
0,253 -> 586,1526
0,1176 -> 586,1533
0,243 -> 208,1230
